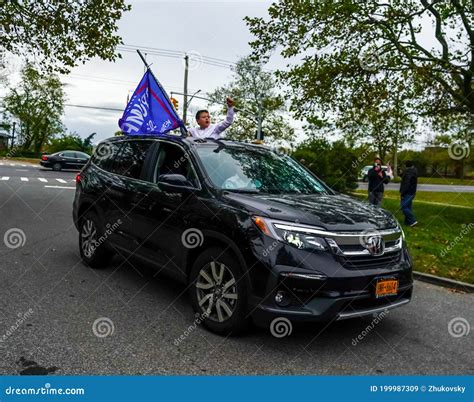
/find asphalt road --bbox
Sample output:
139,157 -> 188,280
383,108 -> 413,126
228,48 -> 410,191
0,162 -> 472,375
357,182 -> 474,193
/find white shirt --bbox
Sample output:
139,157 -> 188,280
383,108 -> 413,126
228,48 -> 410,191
188,107 -> 235,139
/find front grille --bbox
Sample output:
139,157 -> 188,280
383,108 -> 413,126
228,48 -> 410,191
339,250 -> 402,270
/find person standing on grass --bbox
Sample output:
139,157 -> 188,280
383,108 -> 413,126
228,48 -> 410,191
367,157 -> 389,207
400,160 -> 418,227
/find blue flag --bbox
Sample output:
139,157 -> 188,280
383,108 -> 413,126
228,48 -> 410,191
118,70 -> 185,135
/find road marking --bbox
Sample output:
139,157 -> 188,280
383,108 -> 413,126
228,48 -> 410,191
15,169 -> 28,172
20,177 -> 28,182
1,176 -> 9,180
44,185 -> 75,190
56,178 -> 67,183
38,178 -> 48,182
20,164 -> 27,167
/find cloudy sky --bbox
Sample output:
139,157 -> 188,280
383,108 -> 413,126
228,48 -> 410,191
59,0 -> 279,143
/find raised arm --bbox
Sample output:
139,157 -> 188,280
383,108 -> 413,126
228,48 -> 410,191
214,97 -> 235,135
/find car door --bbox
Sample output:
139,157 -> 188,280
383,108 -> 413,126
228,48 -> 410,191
61,151 -> 77,169
74,152 -> 89,169
126,141 -> 202,281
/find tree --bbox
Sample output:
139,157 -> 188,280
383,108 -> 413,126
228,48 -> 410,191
1,1 -> 130,74
293,137 -> 359,193
3,64 -> 65,155
46,132 -> 96,154
208,56 -> 294,144
246,0 -> 473,124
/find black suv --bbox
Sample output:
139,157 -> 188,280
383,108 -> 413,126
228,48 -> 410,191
73,136 -> 413,334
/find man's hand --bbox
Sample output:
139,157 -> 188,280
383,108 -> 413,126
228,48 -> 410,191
226,97 -> 234,108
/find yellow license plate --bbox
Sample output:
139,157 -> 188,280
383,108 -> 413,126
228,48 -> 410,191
375,279 -> 398,298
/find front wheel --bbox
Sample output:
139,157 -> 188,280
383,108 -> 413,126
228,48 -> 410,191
52,162 -> 62,171
189,247 -> 249,335
79,211 -> 114,268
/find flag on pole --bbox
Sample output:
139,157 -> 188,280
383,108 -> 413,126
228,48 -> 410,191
118,70 -> 185,136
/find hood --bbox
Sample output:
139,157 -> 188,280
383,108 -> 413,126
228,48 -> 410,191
223,192 -> 398,231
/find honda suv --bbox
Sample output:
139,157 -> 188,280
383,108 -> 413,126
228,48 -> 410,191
73,136 -> 413,335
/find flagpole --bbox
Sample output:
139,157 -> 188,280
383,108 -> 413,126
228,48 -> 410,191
136,49 -> 188,137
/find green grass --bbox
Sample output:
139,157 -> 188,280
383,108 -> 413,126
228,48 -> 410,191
390,176 -> 473,186
353,190 -> 474,208
1,157 -> 39,164
352,193 -> 474,284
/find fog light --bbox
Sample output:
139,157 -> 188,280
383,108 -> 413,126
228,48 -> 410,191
275,291 -> 291,307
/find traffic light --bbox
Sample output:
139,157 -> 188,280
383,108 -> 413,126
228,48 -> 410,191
170,97 -> 179,110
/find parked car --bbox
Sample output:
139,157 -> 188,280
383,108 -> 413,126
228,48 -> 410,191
40,150 -> 90,171
359,164 -> 389,182
73,136 -> 413,335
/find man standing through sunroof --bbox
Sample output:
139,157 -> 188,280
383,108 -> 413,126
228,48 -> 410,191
188,97 -> 235,139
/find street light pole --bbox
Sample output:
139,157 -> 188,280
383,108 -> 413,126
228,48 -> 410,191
256,95 -> 263,141
183,54 -> 189,125
10,121 -> 16,149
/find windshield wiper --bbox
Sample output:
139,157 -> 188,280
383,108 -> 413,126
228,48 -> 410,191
222,188 -> 260,194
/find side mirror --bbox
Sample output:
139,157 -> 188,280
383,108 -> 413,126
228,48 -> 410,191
157,174 -> 195,194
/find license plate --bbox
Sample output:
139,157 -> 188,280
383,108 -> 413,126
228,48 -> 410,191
375,279 -> 398,298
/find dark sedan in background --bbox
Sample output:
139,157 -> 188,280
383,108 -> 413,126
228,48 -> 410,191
40,150 -> 90,171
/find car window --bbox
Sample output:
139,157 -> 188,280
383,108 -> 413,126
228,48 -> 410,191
196,145 -> 329,194
112,140 -> 154,180
76,152 -> 90,159
153,142 -> 199,187
91,141 -> 122,172
62,151 -> 75,158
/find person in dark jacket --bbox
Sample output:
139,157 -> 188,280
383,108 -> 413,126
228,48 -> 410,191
400,160 -> 418,226
367,158 -> 389,207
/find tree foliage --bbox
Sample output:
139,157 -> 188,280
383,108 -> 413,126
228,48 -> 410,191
208,56 -> 294,144
1,0 -> 131,74
246,0 -> 473,126
46,132 -> 96,154
3,64 -> 65,155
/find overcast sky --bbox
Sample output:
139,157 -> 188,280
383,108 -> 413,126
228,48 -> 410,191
58,0 -> 278,143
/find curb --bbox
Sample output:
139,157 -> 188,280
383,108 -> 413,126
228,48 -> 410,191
414,271 -> 474,293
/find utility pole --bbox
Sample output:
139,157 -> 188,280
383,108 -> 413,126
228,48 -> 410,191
183,54 -> 189,125
10,121 -> 16,149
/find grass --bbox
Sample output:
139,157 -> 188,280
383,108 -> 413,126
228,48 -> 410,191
352,192 -> 474,284
390,176 -> 474,186
1,157 -> 39,164
353,190 -> 474,209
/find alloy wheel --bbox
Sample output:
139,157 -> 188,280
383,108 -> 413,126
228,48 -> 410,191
81,219 -> 98,258
195,261 -> 238,323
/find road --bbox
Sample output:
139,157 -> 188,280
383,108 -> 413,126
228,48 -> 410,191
0,161 -> 472,375
357,182 -> 474,193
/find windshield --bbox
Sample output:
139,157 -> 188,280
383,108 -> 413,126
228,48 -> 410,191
196,145 -> 330,194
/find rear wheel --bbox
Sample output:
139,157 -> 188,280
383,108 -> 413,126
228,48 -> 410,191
189,247 -> 249,335
52,162 -> 62,171
79,211 -> 114,268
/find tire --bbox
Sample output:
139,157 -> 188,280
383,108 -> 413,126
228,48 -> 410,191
52,162 -> 62,171
189,247 -> 249,335
79,211 -> 114,268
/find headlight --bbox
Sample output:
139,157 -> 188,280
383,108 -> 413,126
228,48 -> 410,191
252,216 -> 329,251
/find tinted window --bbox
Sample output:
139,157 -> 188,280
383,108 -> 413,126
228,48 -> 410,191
91,141 -> 122,172
62,151 -> 75,158
112,140 -> 154,180
153,143 -> 199,187
76,151 -> 90,159
196,145 -> 328,194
